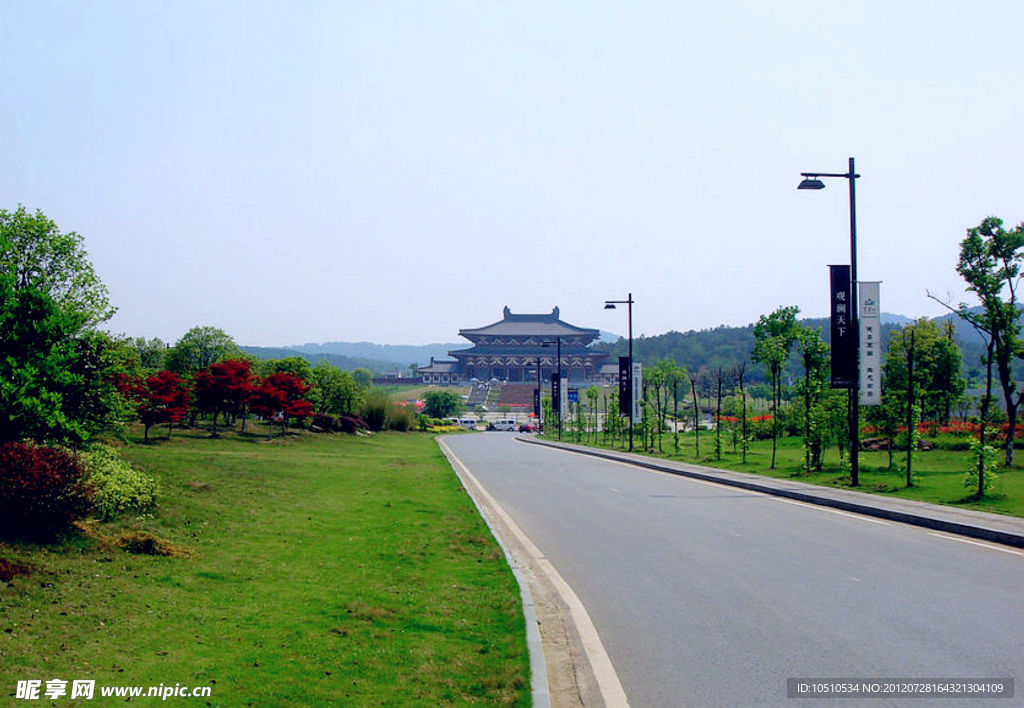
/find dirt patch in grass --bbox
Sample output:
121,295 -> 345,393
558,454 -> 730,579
118,532 -> 191,558
0,557 -> 34,581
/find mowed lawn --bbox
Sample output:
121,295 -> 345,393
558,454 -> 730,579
583,431 -> 1024,517
1,430 -> 528,705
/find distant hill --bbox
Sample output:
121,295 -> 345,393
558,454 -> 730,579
247,310 -> 1015,381
242,346 -> 401,374
286,341 -> 470,367
241,341 -> 474,374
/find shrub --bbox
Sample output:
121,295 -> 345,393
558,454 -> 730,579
338,416 -> 369,435
360,390 -> 390,432
311,413 -> 337,432
0,442 -> 94,539
81,445 -> 159,521
964,439 -> 999,496
385,403 -> 416,431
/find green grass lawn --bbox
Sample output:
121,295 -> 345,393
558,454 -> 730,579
560,430 -> 1024,518
1,430 -> 528,705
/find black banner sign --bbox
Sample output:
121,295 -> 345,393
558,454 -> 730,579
829,264 -> 856,388
551,373 -> 561,415
618,356 -> 631,416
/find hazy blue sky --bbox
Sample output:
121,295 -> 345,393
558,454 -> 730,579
3,1 -> 1021,346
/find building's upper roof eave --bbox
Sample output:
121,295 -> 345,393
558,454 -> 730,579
459,306 -> 599,340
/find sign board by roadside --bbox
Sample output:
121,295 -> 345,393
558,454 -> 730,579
859,281 -> 882,406
829,265 -> 856,388
631,362 -> 643,424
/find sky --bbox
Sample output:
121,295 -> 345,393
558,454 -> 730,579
2,1 -> 1022,346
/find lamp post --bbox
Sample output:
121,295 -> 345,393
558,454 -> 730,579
798,157 -> 861,486
534,352 -> 543,431
540,339 -> 563,440
604,293 -> 634,452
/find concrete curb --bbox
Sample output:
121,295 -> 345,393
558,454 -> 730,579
518,437 -> 1024,549
436,437 -> 551,707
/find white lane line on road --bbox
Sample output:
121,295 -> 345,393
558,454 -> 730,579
609,487 -> 623,494
439,438 -> 630,707
927,532 -> 1024,556
776,498 -> 892,525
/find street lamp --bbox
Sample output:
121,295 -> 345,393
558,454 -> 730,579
604,293 -> 634,452
798,157 -> 861,486
540,339 -> 563,440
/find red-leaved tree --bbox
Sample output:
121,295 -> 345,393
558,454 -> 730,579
249,372 -> 313,438
138,371 -> 191,442
191,359 -> 256,435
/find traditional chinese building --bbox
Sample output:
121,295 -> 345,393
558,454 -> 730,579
419,306 -> 614,384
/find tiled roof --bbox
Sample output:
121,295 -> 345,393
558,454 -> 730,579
450,345 -> 604,358
419,358 -> 459,373
459,306 -> 600,341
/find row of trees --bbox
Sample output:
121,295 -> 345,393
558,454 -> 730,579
116,361 -> 315,441
0,206 -> 380,449
595,216 -> 1020,498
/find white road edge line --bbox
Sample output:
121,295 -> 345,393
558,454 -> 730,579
438,438 -> 630,708
927,532 -> 1024,556
777,498 -> 892,525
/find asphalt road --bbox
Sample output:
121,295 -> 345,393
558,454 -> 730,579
442,433 -> 1024,707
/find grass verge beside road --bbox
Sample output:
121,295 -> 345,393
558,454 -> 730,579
553,432 -> 1024,518
1,430 -> 528,705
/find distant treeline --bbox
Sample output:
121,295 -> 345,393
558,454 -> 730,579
591,311 -> 1019,388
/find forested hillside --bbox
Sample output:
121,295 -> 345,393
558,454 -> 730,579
242,346 -> 397,373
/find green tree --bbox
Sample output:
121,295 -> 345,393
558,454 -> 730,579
166,326 -> 243,376
793,325 -> 830,473
0,205 -> 115,325
267,356 -> 314,382
423,390 -> 463,419
309,362 -> 362,416
1,209 -> 127,446
884,319 -> 965,487
752,306 -> 800,469
132,337 -> 168,372
951,216 -> 1024,466
585,385 -> 600,444
352,367 -> 373,389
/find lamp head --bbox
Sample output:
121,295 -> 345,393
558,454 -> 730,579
604,302 -> 617,310
798,177 -> 826,190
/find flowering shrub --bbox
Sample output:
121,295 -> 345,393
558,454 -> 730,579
0,442 -> 94,539
81,445 -> 159,520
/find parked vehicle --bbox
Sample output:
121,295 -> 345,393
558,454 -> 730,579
455,418 -> 478,430
489,418 -> 517,431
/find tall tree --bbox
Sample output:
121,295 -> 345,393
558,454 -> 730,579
133,370 -> 191,442
952,216 -> 1024,466
0,205 -> 115,325
884,319 -> 965,486
423,390 -> 462,419
167,326 -> 243,376
309,362 -> 362,416
351,367 -> 373,389
734,361 -> 749,464
1,209 -> 124,446
793,325 -> 830,474
752,306 -> 800,469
